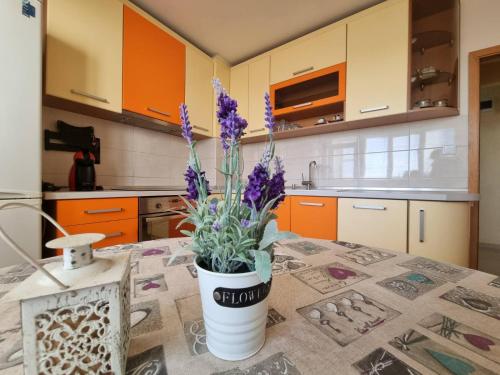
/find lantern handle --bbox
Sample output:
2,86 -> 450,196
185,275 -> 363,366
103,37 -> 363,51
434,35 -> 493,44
0,202 -> 69,290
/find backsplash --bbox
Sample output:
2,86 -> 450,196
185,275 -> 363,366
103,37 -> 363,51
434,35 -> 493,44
42,107 -> 193,188
242,115 -> 469,190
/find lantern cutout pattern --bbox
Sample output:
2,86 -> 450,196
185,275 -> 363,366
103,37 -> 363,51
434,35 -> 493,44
0,202 -> 131,374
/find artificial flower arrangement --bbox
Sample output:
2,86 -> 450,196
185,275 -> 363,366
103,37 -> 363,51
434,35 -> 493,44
178,79 -> 296,283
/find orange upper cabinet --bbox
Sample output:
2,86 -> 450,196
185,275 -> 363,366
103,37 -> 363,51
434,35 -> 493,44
123,6 -> 186,125
290,196 -> 337,240
45,0 -> 123,112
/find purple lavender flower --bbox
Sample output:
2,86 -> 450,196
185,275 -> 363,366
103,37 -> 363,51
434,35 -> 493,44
241,219 -> 251,228
243,163 -> 269,210
213,80 -> 248,151
209,200 -> 218,215
268,157 -> 285,209
264,93 -> 275,132
180,103 -> 193,144
212,221 -> 221,231
184,165 -> 210,200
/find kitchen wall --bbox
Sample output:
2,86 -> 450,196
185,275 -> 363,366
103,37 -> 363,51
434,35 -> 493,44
242,117 -> 468,189
242,0 -> 500,190
42,107 -> 192,187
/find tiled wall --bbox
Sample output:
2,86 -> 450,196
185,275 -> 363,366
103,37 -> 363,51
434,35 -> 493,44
42,107 -> 191,187
242,115 -> 469,190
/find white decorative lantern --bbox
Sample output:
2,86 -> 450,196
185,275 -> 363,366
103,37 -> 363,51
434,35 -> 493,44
0,203 -> 131,374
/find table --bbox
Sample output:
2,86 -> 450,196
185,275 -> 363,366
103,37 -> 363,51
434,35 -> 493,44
0,238 -> 499,374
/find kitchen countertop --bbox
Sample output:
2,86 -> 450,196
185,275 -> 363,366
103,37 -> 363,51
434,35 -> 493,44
44,188 -> 479,202
285,188 -> 480,202
43,189 -> 188,200
0,237 -> 498,374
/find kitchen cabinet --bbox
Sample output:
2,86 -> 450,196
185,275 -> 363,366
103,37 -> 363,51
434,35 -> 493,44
291,196 -> 337,240
60,218 -> 138,252
185,47 -> 214,136
274,197 -> 291,231
408,201 -> 470,267
338,198 -> 407,252
51,197 -> 139,255
229,63 -> 249,121
270,24 -> 346,85
123,6 -> 185,125
247,56 -> 271,137
345,0 -> 409,121
45,0 -> 123,112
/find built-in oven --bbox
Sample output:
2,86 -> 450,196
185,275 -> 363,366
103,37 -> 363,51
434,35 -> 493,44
138,196 -> 193,241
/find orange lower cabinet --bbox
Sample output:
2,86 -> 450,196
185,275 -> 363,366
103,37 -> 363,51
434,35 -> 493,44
274,197 -> 291,231
291,196 -> 337,240
56,218 -> 138,255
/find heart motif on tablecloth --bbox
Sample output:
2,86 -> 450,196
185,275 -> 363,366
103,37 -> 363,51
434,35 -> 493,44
328,267 -> 356,280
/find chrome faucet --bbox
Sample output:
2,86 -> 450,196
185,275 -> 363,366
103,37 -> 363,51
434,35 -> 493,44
301,160 -> 317,190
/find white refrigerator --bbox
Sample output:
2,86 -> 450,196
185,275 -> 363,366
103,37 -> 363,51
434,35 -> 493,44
0,0 -> 43,267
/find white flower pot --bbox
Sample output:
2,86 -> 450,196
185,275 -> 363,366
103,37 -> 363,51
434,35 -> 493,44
194,257 -> 271,361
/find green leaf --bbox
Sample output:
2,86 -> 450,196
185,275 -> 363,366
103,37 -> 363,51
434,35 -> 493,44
259,220 -> 298,250
251,250 -> 272,283
180,229 -> 193,237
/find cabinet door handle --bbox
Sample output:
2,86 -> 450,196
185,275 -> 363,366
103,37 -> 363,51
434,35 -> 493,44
360,105 -> 389,114
292,66 -> 314,76
299,202 -> 324,207
70,89 -> 109,103
104,231 -> 124,239
250,128 -> 265,133
352,204 -> 386,211
293,102 -> 313,109
147,107 -> 171,117
193,125 -> 209,132
84,208 -> 123,214
419,209 -> 425,242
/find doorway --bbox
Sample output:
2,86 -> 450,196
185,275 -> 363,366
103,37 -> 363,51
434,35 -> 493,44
469,45 -> 500,275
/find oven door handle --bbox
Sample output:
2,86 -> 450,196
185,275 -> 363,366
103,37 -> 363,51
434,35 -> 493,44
144,213 -> 186,223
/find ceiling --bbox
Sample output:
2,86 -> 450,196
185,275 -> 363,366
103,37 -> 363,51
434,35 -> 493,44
131,0 -> 384,65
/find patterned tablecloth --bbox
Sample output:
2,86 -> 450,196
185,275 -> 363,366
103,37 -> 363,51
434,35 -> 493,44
0,238 -> 500,374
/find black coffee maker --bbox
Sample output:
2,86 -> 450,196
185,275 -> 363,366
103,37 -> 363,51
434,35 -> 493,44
69,150 -> 96,191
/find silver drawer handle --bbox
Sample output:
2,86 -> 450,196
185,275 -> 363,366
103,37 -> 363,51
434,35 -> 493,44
70,89 -> 109,103
419,209 -> 425,242
293,102 -> 313,109
147,107 -> 171,117
360,105 -> 389,114
84,208 -> 123,214
352,204 -> 386,211
193,125 -> 209,132
104,231 -> 123,239
250,128 -> 265,133
299,202 -> 324,207
292,66 -> 314,76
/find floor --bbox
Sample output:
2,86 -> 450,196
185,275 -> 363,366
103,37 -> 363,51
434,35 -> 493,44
478,244 -> 500,276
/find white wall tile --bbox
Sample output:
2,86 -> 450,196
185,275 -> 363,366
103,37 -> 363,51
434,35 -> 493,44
358,124 -> 409,153
409,115 -> 468,149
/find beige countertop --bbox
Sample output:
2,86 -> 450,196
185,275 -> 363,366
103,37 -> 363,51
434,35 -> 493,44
43,188 -> 479,202
285,188 -> 480,202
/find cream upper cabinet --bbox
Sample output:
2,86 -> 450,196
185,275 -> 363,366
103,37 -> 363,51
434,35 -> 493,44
186,47 -> 214,136
345,0 -> 409,121
229,64 -> 249,121
338,198 -> 408,252
270,24 -> 346,85
45,0 -> 123,112
408,201 -> 470,267
247,56 -> 270,137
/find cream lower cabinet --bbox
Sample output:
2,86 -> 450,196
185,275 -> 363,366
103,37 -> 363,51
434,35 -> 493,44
186,47 -> 214,136
408,201 -> 470,267
247,56 -> 270,137
270,24 -> 346,85
338,198 -> 407,252
45,0 -> 123,112
345,0 -> 409,121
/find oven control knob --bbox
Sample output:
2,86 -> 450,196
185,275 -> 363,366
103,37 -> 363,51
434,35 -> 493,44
155,203 -> 162,209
